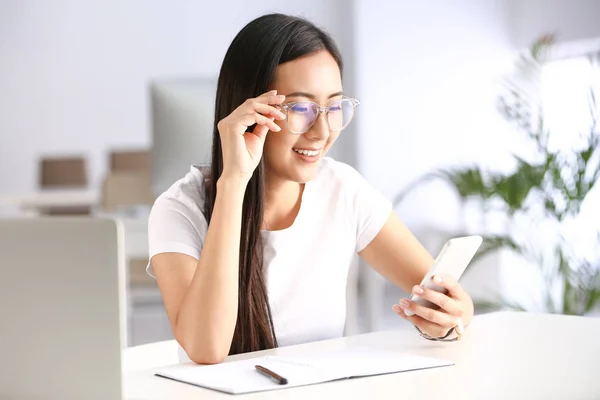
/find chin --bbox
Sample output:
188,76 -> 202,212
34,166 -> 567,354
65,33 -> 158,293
287,160 -> 322,183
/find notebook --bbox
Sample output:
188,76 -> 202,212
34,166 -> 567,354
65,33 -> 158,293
155,347 -> 453,394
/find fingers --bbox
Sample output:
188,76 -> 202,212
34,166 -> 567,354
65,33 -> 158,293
236,113 -> 280,133
248,100 -> 286,120
254,113 -> 281,132
431,275 -> 467,300
396,298 -> 459,328
255,90 -> 287,106
411,285 -> 463,317
393,307 -> 451,338
220,90 -> 286,133
392,277 -> 470,339
250,117 -> 273,141
249,90 -> 286,115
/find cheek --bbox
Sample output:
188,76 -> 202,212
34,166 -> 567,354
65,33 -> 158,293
323,132 -> 341,153
265,132 -> 295,158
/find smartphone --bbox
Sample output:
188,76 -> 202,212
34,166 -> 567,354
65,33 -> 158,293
404,235 -> 482,316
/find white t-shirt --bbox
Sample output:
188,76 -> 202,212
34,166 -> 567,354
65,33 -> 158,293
147,157 -> 392,355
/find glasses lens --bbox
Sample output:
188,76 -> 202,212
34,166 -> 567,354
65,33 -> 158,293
327,99 -> 355,131
287,102 -> 318,134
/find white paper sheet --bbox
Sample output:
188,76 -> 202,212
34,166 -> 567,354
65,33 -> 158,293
155,347 -> 453,395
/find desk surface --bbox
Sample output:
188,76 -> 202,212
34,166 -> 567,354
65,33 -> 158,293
123,311 -> 600,399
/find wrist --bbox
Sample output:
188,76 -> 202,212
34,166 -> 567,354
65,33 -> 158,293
217,172 -> 250,188
216,174 -> 249,200
415,323 -> 462,342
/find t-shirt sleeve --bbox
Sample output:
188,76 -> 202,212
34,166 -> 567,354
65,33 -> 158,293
146,196 -> 208,278
338,163 -> 392,253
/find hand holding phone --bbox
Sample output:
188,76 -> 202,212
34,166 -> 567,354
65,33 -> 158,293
404,235 -> 482,317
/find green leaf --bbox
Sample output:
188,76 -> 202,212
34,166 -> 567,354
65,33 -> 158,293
392,166 -> 497,208
530,33 -> 555,61
584,289 -> 600,314
436,167 -> 492,200
563,275 -> 575,315
593,161 -> 600,183
580,144 -> 594,164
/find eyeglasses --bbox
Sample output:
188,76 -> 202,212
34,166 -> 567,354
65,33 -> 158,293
277,96 -> 360,135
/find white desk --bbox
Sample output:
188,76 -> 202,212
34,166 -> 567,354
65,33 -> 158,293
123,311 -> 600,399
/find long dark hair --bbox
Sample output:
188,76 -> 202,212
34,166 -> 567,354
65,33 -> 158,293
204,13 -> 343,355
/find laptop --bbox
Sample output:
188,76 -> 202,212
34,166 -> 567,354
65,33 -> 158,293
0,218 -> 127,400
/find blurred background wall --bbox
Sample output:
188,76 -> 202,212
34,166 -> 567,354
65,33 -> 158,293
1,0 -> 599,343
0,0 -> 356,193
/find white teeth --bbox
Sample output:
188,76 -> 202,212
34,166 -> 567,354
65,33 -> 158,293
293,149 -> 320,157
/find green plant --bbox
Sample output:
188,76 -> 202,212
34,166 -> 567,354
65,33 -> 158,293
394,35 -> 600,315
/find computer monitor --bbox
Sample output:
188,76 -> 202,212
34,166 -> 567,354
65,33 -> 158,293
149,78 -> 217,196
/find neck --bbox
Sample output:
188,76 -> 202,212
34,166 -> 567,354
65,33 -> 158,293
263,173 -> 303,231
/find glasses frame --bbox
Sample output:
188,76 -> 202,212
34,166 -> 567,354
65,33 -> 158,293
276,96 -> 360,135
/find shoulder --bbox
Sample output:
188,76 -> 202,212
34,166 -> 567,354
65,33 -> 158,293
148,165 -> 209,233
314,157 -> 367,189
147,166 -> 209,273
316,159 -> 391,252
314,157 -> 391,213
153,165 -> 208,214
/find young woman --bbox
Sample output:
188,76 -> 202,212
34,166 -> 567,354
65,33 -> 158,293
148,13 -> 474,364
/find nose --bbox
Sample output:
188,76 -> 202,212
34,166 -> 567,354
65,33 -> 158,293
305,111 -> 329,141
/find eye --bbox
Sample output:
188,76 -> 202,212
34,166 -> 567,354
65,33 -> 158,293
328,99 -> 344,112
290,103 -> 313,113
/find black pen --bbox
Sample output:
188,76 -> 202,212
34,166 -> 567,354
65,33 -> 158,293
255,364 -> 288,385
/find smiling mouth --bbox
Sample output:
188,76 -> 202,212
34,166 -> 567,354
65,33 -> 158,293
292,148 -> 321,157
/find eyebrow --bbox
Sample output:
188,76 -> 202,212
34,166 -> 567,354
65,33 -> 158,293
285,91 -> 344,100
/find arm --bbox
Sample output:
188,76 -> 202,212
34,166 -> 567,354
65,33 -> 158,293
359,212 -> 474,337
152,177 -> 246,364
358,211 -> 432,293
150,90 -> 286,364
